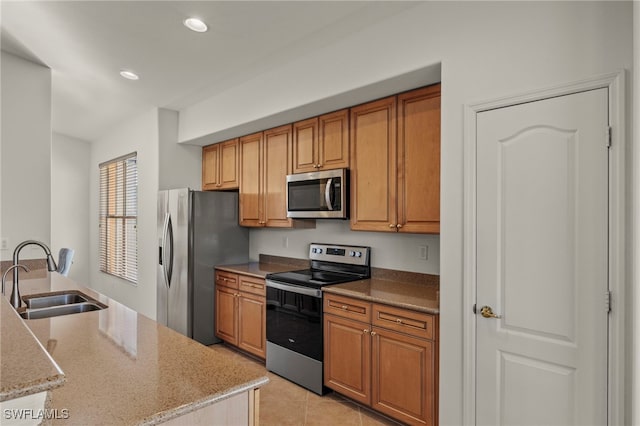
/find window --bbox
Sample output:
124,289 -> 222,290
99,152 -> 138,283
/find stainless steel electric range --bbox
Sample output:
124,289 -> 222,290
265,243 -> 371,395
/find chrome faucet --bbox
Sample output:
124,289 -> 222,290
11,240 -> 58,309
2,264 -> 30,298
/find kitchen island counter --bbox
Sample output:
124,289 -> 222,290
6,273 -> 267,425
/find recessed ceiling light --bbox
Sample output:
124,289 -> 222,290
184,17 -> 208,33
119,70 -> 139,81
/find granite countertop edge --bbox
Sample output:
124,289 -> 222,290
0,375 -> 66,403
139,376 -> 269,426
0,297 -> 67,402
322,280 -> 440,315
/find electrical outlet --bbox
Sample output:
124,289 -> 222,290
282,237 -> 289,248
418,245 -> 428,260
1,238 -> 8,250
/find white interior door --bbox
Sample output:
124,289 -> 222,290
475,88 -> 609,425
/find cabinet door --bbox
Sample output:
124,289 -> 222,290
219,139 -> 239,190
350,97 -> 397,232
292,117 -> 318,174
318,109 -> 349,170
263,124 -> 293,227
239,132 -> 264,227
238,292 -> 266,359
215,285 -> 238,345
202,144 -> 220,190
324,313 -> 371,405
371,326 -> 435,426
398,85 -> 441,234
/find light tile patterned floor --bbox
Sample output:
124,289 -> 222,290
208,344 -> 400,426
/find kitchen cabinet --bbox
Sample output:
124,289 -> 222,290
350,84 -> 441,234
239,126 -> 315,228
292,109 -> 349,173
324,294 -> 438,426
215,270 -> 267,359
202,139 -> 239,190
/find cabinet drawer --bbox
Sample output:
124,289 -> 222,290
324,294 -> 371,323
372,304 -> 434,341
215,270 -> 239,289
239,275 -> 266,296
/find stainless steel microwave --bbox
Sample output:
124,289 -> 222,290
286,168 -> 348,219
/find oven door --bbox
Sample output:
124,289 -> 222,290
265,280 -> 323,361
286,168 -> 348,219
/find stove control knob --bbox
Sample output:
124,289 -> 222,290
312,248 -> 322,254
317,248 -> 323,254
355,251 -> 362,258
349,251 -> 355,257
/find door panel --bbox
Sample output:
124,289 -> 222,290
350,97 -> 397,231
239,133 -> 263,226
263,125 -> 293,227
476,88 -> 608,425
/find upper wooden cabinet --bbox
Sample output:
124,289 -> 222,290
239,126 -> 315,228
292,109 -> 349,173
202,139 -> 239,190
350,84 -> 441,234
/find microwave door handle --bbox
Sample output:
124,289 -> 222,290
325,178 -> 334,210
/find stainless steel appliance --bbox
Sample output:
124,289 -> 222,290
157,189 -> 249,345
286,168 -> 348,219
265,243 -> 370,394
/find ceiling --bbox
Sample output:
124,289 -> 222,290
1,1 -> 419,142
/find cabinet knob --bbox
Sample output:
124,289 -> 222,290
389,224 -> 395,228
370,331 -> 377,336
396,224 -> 403,229
363,329 -> 369,334
396,318 -> 403,324
341,305 -> 348,310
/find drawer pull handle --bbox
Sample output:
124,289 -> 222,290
396,318 -> 403,324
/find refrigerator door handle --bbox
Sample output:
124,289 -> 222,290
166,214 -> 174,287
161,212 -> 170,288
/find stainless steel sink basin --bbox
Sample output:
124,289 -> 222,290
19,302 -> 106,320
19,290 -> 108,319
23,291 -> 91,309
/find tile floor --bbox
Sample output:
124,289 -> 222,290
208,344 -> 400,426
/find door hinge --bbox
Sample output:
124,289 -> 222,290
606,290 -> 612,313
607,126 -> 612,148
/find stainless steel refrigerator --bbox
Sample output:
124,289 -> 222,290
157,188 -> 249,345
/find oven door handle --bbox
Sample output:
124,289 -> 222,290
266,279 -> 322,298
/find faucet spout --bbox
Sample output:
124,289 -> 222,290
11,240 -> 57,309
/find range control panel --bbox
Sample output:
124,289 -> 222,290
309,243 -> 370,266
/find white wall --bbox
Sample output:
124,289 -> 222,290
89,109 -> 159,319
158,108 -> 201,191
0,52 -> 52,261
51,133 -> 90,285
250,222 -> 439,274
177,3 -> 633,424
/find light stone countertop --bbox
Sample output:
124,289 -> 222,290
3,273 -> 268,425
215,261 -> 307,279
217,261 -> 439,314
322,278 -> 440,314
0,295 -> 65,401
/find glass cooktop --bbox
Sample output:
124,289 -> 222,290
266,269 -> 363,289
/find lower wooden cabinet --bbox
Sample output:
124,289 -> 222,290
215,270 -> 266,359
324,294 -> 438,426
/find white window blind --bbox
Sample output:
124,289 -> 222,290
99,152 -> 138,283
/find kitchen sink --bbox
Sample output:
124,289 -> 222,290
19,302 -> 107,320
23,291 -> 91,309
19,290 -> 108,319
